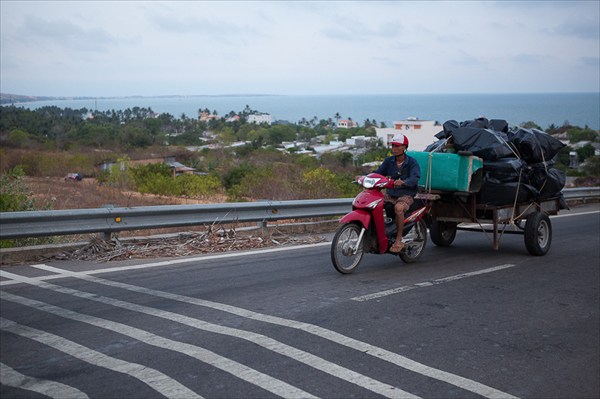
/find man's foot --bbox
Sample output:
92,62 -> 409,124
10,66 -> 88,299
390,240 -> 405,253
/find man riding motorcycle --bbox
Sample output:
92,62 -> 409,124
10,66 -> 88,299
371,133 -> 421,252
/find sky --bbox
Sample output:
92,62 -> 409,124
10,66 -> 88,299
1,1 -> 599,97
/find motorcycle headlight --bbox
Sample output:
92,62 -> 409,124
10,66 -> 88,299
362,177 -> 379,188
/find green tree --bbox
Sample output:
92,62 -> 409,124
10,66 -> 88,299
582,155 -> 600,176
568,127 -> 599,143
520,121 -> 542,130
576,143 -> 596,162
6,129 -> 30,148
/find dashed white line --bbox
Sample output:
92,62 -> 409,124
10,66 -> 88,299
351,264 -> 518,302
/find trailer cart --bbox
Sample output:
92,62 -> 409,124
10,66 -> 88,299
425,190 -> 563,255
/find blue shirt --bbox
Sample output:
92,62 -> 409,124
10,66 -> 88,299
373,154 -> 421,197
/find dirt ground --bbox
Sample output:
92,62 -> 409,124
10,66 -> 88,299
26,177 -> 228,210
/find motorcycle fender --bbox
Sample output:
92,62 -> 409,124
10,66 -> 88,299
340,210 -> 371,230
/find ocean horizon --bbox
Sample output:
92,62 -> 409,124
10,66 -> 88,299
5,92 -> 600,130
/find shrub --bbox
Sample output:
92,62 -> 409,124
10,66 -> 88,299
0,166 -> 36,212
301,167 -> 360,199
0,166 -> 55,248
222,163 -> 252,189
176,174 -> 223,197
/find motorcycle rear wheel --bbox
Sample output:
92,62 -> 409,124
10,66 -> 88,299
331,223 -> 364,274
399,219 -> 428,263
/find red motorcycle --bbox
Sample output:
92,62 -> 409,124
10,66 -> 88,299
331,173 -> 432,274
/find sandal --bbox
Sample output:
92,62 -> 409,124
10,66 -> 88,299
390,240 -> 405,253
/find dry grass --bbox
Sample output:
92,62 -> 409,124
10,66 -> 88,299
26,177 -> 228,210
22,177 -> 231,240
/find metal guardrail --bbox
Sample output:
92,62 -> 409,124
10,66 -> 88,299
561,186 -> 600,201
0,198 -> 353,240
0,188 -> 598,241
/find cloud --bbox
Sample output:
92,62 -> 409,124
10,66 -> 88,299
511,53 -> 550,64
580,56 -> 600,68
149,14 -> 264,44
551,19 -> 600,40
18,14 -> 117,53
321,18 -> 404,42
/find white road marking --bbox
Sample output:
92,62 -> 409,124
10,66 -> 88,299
0,289 -> 317,399
0,319 -> 201,399
551,210 -> 599,218
0,361 -> 90,399
19,265 -> 517,399
0,271 -> 418,399
351,264 -> 518,302
0,243 -> 330,286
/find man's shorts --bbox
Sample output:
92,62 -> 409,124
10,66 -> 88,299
384,194 -> 414,214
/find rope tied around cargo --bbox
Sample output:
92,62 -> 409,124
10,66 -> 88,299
509,146 -> 549,225
425,152 -> 434,194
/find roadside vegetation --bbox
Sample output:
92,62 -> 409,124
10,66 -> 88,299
1,105 -> 598,213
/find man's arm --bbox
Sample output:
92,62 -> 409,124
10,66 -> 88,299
402,158 -> 421,188
372,157 -> 390,176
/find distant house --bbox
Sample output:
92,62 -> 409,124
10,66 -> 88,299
337,119 -> 358,129
164,156 -> 196,177
247,113 -> 272,125
199,112 -> 221,122
375,117 -> 441,151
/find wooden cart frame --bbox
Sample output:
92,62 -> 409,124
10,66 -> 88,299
421,190 -> 563,255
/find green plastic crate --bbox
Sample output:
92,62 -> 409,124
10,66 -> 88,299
407,151 -> 483,193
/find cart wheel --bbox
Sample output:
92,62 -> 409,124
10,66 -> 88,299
430,220 -> 457,247
524,212 -> 552,256
400,219 -> 428,263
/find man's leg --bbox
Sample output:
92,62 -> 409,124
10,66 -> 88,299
390,196 -> 413,253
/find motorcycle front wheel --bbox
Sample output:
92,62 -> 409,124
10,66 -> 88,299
331,223 -> 364,274
399,219 -> 428,264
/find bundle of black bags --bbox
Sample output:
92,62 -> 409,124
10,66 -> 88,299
426,117 -> 567,206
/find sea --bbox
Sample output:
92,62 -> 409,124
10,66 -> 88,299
6,93 -> 600,130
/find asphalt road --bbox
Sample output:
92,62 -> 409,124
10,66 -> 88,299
1,204 -> 599,399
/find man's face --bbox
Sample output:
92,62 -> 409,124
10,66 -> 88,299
391,143 -> 406,156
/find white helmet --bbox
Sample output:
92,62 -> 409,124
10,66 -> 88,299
390,133 -> 409,147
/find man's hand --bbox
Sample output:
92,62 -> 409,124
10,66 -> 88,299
394,179 -> 404,187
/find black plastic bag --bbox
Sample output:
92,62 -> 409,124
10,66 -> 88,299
425,139 -> 447,152
526,165 -> 566,199
477,180 -> 539,206
509,128 -> 566,163
460,117 -> 489,129
483,158 -> 527,183
435,120 -> 460,139
489,119 -> 509,133
450,127 -> 516,161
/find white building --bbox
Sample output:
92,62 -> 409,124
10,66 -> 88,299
247,113 -> 272,125
337,119 -> 358,129
375,117 -> 441,151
